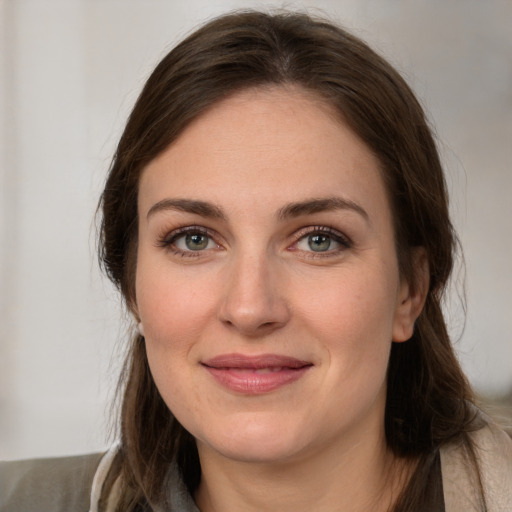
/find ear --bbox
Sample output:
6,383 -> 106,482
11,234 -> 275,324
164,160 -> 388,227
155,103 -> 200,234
392,247 -> 429,343
129,301 -> 143,335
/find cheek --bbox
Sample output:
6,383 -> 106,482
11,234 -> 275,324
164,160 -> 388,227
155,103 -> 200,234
303,270 -> 395,405
296,265 -> 398,344
135,263 -> 211,418
136,257 -> 216,349
293,264 -> 398,395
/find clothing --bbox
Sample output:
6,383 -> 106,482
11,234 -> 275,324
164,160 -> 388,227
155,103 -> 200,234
441,421 -> 512,511
1,421 -> 511,512
0,452 -> 103,512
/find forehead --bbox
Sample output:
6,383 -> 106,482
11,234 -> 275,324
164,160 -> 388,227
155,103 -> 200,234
138,86 -> 389,221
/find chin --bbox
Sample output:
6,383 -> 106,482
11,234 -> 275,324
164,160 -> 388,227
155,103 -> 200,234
195,416 -> 309,464
211,440 -> 305,465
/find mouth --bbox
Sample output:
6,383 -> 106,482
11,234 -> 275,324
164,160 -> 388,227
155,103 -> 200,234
201,354 -> 313,394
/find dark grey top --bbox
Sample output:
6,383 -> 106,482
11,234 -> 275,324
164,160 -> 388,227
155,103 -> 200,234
0,452 -> 103,512
0,449 -> 444,512
0,451 -> 202,512
3,411 -> 512,511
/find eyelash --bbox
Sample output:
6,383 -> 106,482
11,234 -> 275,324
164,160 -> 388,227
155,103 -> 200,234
157,225 -> 220,258
291,226 -> 352,258
156,225 -> 352,258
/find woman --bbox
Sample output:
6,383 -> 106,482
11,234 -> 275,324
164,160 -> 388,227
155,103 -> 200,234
2,10 -> 511,512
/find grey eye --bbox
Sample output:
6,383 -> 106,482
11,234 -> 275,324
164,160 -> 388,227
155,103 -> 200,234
296,231 -> 345,253
172,231 -> 215,251
185,233 -> 210,250
307,234 -> 332,252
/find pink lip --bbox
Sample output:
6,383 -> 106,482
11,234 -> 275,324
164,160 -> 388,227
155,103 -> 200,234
201,353 -> 312,394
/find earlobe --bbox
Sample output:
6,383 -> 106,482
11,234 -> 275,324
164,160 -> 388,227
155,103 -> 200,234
392,248 -> 430,343
131,304 -> 145,338
130,297 -> 144,336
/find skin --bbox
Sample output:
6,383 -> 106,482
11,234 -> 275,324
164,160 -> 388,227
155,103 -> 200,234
135,86 -> 428,512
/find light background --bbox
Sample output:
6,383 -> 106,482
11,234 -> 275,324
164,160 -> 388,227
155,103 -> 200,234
1,0 -> 511,460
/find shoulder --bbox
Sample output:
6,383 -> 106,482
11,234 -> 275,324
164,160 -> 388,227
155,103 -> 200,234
0,452 -> 103,512
441,416 -> 512,512
471,420 -> 512,510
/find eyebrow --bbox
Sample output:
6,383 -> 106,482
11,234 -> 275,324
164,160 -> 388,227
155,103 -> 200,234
146,198 -> 226,220
277,197 -> 369,222
146,196 -> 369,223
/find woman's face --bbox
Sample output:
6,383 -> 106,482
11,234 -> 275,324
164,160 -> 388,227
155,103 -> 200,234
136,87 -> 420,465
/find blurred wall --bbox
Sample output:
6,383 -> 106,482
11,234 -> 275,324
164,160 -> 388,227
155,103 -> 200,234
1,0 -> 511,460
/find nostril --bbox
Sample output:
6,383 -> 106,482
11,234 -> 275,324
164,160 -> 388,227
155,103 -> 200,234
220,316 -> 285,336
217,276 -> 291,335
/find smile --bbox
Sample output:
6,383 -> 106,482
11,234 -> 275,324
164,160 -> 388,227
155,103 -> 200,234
201,354 -> 313,394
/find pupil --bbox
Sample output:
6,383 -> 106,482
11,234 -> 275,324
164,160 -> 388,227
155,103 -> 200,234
308,234 -> 331,252
186,233 -> 208,250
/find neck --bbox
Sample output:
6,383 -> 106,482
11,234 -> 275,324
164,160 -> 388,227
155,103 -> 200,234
194,428 -> 413,512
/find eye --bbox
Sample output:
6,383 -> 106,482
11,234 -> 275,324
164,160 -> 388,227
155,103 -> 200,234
299,233 -> 338,252
174,232 -> 215,251
293,227 -> 351,255
158,226 -> 220,256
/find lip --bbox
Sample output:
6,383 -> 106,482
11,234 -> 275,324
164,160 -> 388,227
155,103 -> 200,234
201,353 -> 313,394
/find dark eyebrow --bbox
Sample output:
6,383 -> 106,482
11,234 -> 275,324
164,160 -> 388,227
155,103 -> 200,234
277,197 -> 369,222
146,198 -> 226,220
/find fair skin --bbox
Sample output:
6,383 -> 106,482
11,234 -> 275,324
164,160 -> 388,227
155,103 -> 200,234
136,87 -> 428,512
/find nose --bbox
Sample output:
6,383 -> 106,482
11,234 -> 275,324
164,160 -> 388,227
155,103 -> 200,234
218,251 -> 290,337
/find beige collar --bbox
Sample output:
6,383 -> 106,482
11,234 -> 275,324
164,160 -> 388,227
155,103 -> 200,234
441,421 -> 512,511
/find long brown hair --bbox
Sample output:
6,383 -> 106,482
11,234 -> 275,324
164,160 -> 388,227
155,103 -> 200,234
99,10 -> 479,510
